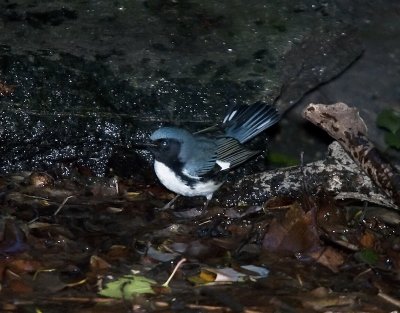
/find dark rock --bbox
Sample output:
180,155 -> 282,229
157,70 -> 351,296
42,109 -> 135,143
0,0 -> 363,177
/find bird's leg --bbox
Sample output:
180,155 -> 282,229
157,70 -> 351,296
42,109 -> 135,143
203,194 -> 213,210
158,194 -> 180,211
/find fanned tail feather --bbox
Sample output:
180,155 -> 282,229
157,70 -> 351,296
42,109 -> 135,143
222,101 -> 280,143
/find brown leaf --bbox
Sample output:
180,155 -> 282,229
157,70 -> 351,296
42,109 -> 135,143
302,291 -> 356,311
105,245 -> 129,262
262,219 -> 289,251
4,269 -> 33,294
7,277 -> 34,294
90,255 -> 111,272
7,259 -> 42,274
263,203 -> 320,254
360,231 -> 376,249
309,247 -> 345,273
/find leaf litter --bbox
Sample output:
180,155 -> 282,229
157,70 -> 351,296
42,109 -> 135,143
0,171 -> 400,312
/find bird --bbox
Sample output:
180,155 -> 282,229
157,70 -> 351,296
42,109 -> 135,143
147,101 -> 280,209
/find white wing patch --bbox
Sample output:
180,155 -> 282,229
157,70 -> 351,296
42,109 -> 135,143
216,160 -> 231,170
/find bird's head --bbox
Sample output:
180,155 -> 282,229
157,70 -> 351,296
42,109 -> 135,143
149,127 -> 194,164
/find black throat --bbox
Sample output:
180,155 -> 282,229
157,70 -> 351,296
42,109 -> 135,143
151,139 -> 184,174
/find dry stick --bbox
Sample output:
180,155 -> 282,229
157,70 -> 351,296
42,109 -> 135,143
53,195 -> 75,216
303,102 -> 400,208
162,258 -> 187,287
11,297 -> 121,305
186,304 -> 264,313
378,291 -> 400,308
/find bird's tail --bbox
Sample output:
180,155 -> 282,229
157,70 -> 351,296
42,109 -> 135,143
222,101 -> 280,143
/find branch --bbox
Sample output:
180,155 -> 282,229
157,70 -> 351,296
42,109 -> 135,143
218,141 -> 397,210
303,102 -> 400,207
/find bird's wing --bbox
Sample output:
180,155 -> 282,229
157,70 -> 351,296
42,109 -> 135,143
180,137 -> 258,178
215,137 -> 259,171
180,138 -> 218,179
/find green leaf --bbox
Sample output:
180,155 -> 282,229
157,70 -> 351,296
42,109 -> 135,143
99,275 -> 156,299
356,248 -> 379,266
385,131 -> 400,149
267,152 -> 299,167
377,109 -> 400,134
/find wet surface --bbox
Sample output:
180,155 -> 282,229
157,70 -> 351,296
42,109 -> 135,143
0,2 -> 399,310
0,0 -> 365,175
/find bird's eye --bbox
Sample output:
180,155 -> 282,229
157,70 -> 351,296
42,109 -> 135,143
160,140 -> 169,148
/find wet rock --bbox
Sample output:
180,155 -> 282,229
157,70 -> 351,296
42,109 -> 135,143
0,0 -> 363,176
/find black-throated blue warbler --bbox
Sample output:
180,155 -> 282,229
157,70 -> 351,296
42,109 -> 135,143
147,102 -> 280,208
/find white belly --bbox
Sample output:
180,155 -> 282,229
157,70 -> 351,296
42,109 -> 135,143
154,161 -> 222,199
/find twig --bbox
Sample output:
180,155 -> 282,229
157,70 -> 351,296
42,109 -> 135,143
186,303 -> 264,313
53,195 -> 75,216
11,297 -> 121,305
162,258 -> 186,287
378,291 -> 400,308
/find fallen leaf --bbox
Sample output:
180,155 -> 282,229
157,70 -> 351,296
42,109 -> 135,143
189,265 -> 269,285
302,292 -> 357,310
99,275 -> 156,299
7,259 -> 42,274
309,247 -> 345,273
146,246 -> 179,262
263,203 -> 320,254
355,248 -> 379,266
90,255 -> 111,272
360,231 -> 376,249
